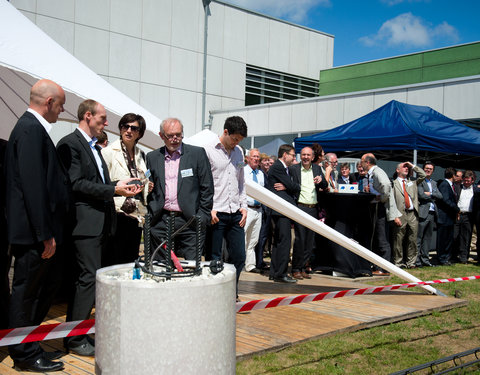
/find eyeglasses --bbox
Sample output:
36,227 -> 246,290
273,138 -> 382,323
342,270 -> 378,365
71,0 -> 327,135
163,133 -> 183,140
288,152 -> 296,157
121,124 -> 140,132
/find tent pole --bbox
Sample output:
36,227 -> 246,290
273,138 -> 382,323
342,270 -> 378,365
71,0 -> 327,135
413,149 -> 417,165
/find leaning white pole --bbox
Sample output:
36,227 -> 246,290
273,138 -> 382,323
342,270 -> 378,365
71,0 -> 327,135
245,180 -> 443,295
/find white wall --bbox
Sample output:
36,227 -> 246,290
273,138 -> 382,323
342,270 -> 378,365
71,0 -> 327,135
210,75 -> 480,136
11,0 -> 333,137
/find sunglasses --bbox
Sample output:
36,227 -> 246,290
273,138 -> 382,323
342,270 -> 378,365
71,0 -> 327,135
121,124 -> 140,132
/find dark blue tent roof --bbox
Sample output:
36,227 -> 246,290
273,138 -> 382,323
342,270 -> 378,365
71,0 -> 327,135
294,100 -> 480,157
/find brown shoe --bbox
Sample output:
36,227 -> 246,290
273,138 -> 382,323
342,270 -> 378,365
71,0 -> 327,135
372,270 -> 390,276
301,271 -> 311,279
292,272 -> 303,280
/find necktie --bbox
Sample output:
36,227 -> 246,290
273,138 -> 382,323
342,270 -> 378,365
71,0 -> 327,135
403,179 -> 409,209
252,169 -> 260,206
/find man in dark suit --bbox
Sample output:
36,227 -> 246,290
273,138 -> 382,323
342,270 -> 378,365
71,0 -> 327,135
267,144 -> 300,283
436,167 -> 460,265
453,170 -> 479,263
147,118 -> 213,259
5,79 -> 70,372
289,146 -> 327,279
57,100 -> 140,356
416,162 -> 442,267
338,162 -> 357,185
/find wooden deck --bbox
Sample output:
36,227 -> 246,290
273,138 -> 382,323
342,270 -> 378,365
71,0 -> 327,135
0,271 -> 466,374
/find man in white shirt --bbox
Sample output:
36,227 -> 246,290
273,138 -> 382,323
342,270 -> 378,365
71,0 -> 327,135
243,148 -> 265,273
204,116 -> 248,298
453,170 -> 478,263
360,153 -> 394,276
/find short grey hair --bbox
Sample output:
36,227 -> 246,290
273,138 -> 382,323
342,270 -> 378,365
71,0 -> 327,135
160,117 -> 184,135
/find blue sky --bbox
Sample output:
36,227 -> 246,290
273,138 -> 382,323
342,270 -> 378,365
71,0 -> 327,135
223,0 -> 480,67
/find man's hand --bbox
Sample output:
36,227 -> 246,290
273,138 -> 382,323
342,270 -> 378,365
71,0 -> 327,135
239,208 -> 247,227
394,217 -> 402,227
115,177 -> 143,197
211,210 -> 219,225
313,175 -> 323,184
42,237 -> 56,259
147,181 -> 154,194
424,191 -> 431,196
274,182 -> 286,191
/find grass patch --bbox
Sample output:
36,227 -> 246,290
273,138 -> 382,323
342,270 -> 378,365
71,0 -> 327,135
237,262 -> 480,374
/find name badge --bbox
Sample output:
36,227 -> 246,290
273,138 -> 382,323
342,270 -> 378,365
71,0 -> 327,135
181,168 -> 194,178
407,181 -> 414,187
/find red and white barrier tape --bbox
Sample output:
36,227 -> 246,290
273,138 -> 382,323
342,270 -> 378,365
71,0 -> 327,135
235,275 -> 480,313
0,319 -> 94,347
0,275 -> 478,347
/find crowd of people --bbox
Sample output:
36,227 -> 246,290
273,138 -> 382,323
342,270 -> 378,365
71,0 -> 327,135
0,78 -> 479,372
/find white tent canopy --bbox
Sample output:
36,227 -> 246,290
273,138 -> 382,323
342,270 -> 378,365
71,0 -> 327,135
0,1 -> 161,148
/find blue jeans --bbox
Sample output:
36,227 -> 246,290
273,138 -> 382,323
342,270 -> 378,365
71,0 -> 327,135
211,211 -> 245,290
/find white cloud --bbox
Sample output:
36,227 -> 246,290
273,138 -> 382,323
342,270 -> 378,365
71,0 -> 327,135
222,0 -> 330,23
380,0 -> 430,5
359,13 -> 459,48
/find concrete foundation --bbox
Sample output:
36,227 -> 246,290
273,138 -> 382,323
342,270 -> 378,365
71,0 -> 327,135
95,262 -> 236,375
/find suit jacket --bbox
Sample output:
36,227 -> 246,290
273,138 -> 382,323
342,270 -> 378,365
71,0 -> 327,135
436,179 -> 459,225
337,173 -> 357,185
5,111 -> 71,245
57,128 -> 116,237
389,165 -> 426,222
418,178 -> 443,220
146,143 -> 214,223
288,162 -> 327,202
267,159 -> 300,216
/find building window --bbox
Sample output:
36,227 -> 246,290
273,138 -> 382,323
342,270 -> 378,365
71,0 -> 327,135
245,65 -> 318,106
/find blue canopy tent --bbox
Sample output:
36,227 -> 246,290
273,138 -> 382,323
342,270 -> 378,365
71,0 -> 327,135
294,100 -> 480,169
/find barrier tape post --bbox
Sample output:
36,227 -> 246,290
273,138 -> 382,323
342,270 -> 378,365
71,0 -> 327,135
0,276 -> 478,347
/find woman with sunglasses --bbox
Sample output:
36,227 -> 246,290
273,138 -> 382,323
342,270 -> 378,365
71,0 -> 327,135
101,113 -> 153,265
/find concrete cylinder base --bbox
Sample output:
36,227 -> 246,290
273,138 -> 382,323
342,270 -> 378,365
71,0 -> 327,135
95,262 -> 236,375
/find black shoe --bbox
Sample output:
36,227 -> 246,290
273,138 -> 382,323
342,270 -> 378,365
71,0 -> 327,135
269,275 -> 274,280
440,261 -> 452,266
424,262 -> 434,267
14,357 -> 64,372
67,341 -> 95,356
273,276 -> 297,283
44,350 -> 64,361
248,268 -> 262,273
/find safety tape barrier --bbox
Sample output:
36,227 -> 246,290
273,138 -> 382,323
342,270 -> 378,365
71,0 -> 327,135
0,275 -> 478,347
0,319 -> 94,347
235,275 -> 480,313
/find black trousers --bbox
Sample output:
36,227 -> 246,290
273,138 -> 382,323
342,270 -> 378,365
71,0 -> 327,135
66,233 -> 107,347
8,244 -> 62,363
292,205 -> 317,272
270,215 -> 292,279
103,213 -> 142,267
453,212 -> 473,263
370,203 -> 391,268
437,224 -> 454,264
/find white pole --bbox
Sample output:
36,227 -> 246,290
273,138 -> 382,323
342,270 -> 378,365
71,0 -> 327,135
245,180 -> 443,295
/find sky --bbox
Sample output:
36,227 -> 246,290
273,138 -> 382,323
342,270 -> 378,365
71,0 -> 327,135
222,0 -> 480,67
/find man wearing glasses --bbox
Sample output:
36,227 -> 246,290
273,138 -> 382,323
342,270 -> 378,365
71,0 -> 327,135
147,118 -> 214,260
